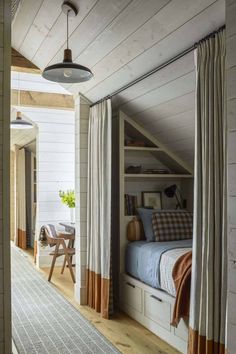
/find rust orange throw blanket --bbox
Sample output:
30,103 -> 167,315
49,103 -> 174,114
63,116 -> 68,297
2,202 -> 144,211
171,250 -> 192,327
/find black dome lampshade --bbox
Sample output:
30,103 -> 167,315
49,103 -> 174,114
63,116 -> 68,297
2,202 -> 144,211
42,48 -> 93,83
10,111 -> 34,130
11,73 -> 34,129
42,1 -> 93,84
164,184 -> 183,209
164,184 -> 177,198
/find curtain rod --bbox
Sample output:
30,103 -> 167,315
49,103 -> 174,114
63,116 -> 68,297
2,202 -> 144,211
90,24 -> 225,108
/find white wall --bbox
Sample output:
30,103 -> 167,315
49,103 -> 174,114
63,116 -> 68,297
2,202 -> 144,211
226,1 -> 236,352
0,0 -> 11,351
20,107 -> 75,267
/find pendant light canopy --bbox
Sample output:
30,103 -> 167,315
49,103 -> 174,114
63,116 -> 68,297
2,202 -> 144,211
11,112 -> 34,130
42,1 -> 93,84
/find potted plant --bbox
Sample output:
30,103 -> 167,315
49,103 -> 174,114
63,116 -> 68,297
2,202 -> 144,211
59,190 -> 76,224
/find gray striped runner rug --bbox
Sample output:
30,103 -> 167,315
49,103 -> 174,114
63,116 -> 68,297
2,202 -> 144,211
11,245 -> 120,354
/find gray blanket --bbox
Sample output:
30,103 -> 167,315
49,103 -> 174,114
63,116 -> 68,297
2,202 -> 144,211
125,239 -> 192,289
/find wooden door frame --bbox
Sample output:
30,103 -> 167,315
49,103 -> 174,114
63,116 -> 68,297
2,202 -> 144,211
3,0 -> 12,352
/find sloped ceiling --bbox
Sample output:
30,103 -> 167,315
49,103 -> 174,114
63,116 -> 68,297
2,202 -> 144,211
12,0 -> 225,167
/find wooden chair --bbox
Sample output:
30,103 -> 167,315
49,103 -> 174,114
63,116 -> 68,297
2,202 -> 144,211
44,224 -> 75,283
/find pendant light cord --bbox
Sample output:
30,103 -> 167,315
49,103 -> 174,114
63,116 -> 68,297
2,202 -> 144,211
66,10 -> 69,49
18,72 -> 20,107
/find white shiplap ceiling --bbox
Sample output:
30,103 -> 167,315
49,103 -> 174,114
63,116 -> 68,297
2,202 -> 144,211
12,0 -> 225,166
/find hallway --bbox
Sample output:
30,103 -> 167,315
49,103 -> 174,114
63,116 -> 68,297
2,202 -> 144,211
11,245 -> 119,354
12,246 -> 179,354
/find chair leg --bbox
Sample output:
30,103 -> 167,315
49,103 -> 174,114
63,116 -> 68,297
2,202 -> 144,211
48,244 -> 59,282
61,256 -> 66,274
65,251 -> 76,283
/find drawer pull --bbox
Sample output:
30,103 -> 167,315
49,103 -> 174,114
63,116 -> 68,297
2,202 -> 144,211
126,282 -> 135,288
150,294 -> 162,302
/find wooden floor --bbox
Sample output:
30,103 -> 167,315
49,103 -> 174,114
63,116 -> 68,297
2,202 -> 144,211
23,248 -> 180,354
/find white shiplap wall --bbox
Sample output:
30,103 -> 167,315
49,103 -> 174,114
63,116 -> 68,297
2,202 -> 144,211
0,0 -> 11,352
226,1 -> 236,352
19,107 -> 75,267
75,95 -> 90,305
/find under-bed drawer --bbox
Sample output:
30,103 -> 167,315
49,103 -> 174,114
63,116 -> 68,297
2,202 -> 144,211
121,278 -> 143,313
144,290 -> 171,331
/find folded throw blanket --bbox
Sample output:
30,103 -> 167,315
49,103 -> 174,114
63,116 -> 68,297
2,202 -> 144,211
38,226 -> 48,248
171,250 -> 192,327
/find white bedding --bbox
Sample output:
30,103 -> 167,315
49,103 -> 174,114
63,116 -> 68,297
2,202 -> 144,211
160,248 -> 192,297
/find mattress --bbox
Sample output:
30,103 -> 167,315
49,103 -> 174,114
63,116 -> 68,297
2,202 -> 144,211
160,247 -> 192,296
125,239 -> 192,296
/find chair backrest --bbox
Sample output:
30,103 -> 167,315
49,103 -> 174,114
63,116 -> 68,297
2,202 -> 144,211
44,224 -> 58,242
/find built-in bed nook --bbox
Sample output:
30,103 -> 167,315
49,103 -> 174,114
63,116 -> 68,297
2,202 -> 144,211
86,23 -> 226,353
115,111 -> 193,353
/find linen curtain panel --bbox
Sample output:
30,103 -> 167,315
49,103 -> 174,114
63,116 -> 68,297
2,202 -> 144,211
86,99 -> 112,319
25,149 -> 32,248
188,29 -> 227,354
16,148 -> 27,249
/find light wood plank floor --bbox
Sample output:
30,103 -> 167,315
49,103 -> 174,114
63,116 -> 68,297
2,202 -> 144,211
23,248 -> 180,354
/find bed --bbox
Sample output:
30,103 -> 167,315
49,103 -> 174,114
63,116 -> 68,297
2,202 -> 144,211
119,210 -> 193,353
125,239 -> 192,297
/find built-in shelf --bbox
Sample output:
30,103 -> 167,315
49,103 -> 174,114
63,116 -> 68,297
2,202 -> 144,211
119,111 -> 194,278
125,173 -> 193,178
124,146 -> 162,152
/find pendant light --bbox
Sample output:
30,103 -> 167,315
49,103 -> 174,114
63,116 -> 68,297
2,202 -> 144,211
42,1 -> 93,83
11,74 -> 34,130
11,112 -> 34,130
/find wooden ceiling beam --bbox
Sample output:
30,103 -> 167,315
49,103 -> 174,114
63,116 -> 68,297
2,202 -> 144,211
11,89 -> 74,110
11,48 -> 41,74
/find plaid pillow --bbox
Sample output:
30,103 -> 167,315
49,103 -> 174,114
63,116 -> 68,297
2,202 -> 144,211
152,211 -> 193,241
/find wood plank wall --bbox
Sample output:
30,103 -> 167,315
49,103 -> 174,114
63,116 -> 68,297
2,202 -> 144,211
75,95 -> 90,305
0,0 -> 11,352
19,107 -> 75,267
226,1 -> 236,351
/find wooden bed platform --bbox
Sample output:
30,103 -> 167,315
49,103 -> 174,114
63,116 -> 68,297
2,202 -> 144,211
120,273 -> 188,353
